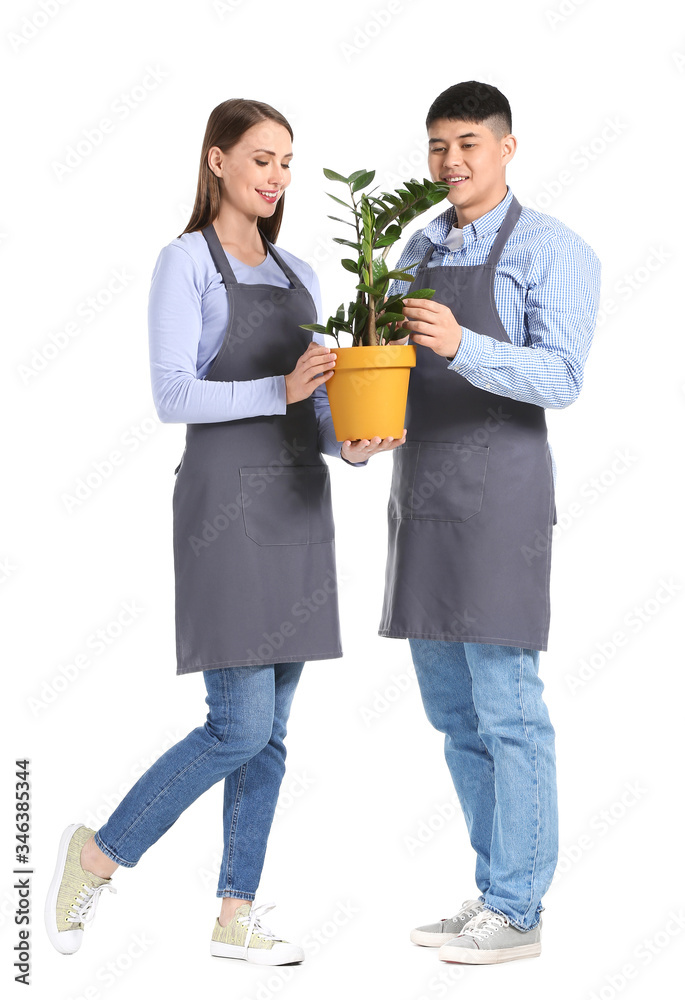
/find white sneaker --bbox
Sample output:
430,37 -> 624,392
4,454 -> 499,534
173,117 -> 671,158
210,902 -> 304,965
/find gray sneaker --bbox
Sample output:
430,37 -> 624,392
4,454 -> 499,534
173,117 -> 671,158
438,907 -> 542,964
410,899 -> 484,947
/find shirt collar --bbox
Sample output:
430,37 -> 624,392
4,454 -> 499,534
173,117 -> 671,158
422,185 -> 514,248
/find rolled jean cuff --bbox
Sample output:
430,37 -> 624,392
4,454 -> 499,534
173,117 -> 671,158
482,899 -> 543,932
216,888 -> 256,901
93,831 -> 137,868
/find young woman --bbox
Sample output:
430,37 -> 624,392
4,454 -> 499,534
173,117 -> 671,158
44,98 -> 402,966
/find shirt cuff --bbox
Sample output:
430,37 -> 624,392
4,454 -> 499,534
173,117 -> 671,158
340,445 -> 368,466
447,326 -> 484,373
275,375 -> 287,412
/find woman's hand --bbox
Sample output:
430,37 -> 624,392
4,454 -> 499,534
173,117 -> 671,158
341,430 -> 407,464
285,342 -> 336,404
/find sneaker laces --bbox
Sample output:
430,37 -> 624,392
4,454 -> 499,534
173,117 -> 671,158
66,880 -> 117,926
237,901 -> 282,957
459,908 -> 509,941
448,898 -> 482,922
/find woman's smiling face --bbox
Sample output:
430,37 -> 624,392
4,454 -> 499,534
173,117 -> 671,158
209,120 -> 293,218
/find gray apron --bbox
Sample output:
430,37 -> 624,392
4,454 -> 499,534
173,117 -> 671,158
378,195 -> 556,651
172,223 -> 342,675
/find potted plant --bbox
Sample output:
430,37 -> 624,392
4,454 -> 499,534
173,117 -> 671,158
300,168 -> 450,440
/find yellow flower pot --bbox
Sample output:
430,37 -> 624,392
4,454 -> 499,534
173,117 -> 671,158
325,344 -> 416,441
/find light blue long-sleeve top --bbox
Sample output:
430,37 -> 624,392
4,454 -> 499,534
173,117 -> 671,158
147,229 -> 364,465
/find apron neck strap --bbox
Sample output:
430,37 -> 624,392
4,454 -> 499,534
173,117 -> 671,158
201,222 -> 304,289
415,192 -> 523,272
484,194 -> 522,265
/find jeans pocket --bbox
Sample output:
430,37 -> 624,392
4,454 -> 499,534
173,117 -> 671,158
390,441 -> 489,523
239,465 -> 334,545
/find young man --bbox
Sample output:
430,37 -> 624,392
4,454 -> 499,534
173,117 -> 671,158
379,81 -> 601,964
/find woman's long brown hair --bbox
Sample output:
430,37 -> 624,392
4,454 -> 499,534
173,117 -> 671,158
178,98 -> 293,244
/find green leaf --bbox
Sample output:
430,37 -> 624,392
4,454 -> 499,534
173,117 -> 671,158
300,323 -> 328,332
355,282 -> 386,297
326,192 -> 357,211
383,268 -> 419,281
375,312 -> 406,327
373,233 -> 400,248
372,257 -> 388,283
341,258 -> 359,273
323,168 -> 349,183
351,169 -> 375,192
332,237 -> 362,250
346,169 -> 368,182
383,323 -> 411,343
405,288 -> 436,299
327,215 -> 357,228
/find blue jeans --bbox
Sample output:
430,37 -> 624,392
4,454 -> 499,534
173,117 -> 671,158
94,662 -> 304,899
408,639 -> 558,931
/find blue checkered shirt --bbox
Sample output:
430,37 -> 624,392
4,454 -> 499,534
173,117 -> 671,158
386,185 -> 602,481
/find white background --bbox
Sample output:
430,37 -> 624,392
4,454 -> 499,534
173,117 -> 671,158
4,1 -> 685,998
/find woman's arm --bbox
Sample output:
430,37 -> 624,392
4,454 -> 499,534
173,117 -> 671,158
148,243 -> 288,423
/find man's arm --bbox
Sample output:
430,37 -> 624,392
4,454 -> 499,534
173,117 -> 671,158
447,233 -> 602,409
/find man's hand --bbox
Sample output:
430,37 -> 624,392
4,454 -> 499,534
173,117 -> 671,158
400,298 -> 462,360
341,430 -> 407,464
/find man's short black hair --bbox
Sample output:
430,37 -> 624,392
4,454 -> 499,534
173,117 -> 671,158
426,81 -> 512,141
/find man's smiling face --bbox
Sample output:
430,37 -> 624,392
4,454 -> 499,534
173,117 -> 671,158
427,117 -> 516,226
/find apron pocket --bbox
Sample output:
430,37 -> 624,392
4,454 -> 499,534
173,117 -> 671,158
240,465 -> 334,545
390,441 -> 489,523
